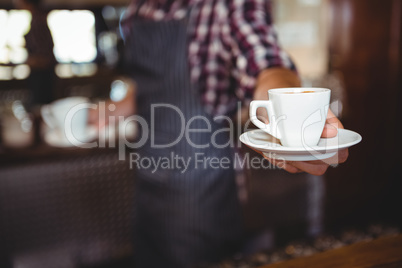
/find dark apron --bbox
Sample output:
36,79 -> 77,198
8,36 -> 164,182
122,3 -> 243,267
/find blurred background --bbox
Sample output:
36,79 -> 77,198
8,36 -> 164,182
0,0 -> 401,267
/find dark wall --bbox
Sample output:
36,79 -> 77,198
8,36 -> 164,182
324,0 -> 402,229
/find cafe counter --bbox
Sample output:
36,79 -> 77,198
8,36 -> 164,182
0,144 -> 135,267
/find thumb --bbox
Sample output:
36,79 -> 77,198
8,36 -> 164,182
321,123 -> 338,138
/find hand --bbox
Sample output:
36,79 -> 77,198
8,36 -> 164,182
88,77 -> 136,130
249,109 -> 349,176
88,100 -> 113,130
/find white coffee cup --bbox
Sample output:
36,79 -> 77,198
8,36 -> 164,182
249,87 -> 331,147
41,97 -> 90,142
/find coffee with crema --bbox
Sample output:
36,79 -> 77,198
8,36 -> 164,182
283,90 -> 315,94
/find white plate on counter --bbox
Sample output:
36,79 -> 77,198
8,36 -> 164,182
44,126 -> 98,148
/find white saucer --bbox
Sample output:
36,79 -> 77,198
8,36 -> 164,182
239,129 -> 362,161
44,126 -> 98,148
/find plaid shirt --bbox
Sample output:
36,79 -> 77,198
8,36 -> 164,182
122,0 -> 296,117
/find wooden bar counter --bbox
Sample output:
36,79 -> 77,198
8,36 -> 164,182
261,234 -> 402,268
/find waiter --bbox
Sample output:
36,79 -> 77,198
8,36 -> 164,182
93,0 -> 349,267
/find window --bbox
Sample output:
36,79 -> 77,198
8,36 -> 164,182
0,9 -> 31,65
47,10 -> 97,63
0,9 -> 31,80
0,9 -> 98,80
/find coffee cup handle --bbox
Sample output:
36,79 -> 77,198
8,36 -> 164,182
249,100 -> 282,140
41,105 -> 56,129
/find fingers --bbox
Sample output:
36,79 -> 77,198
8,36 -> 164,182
264,148 -> 349,176
326,109 -> 344,129
265,157 -> 303,173
244,145 -> 349,176
256,111 -> 269,124
334,148 -> 349,164
321,149 -> 349,165
286,161 -> 329,176
291,148 -> 349,166
244,146 -> 301,173
321,123 -> 338,138
245,144 -> 264,156
321,109 -> 344,138
263,156 -> 328,176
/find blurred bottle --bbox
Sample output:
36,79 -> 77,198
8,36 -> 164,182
13,0 -> 57,108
